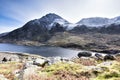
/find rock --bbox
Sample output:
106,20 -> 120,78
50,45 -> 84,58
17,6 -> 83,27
23,67 -> 38,80
0,52 -> 20,62
98,61 -> 113,67
115,53 -> 120,57
2,57 -> 7,62
96,50 -> 120,54
23,61 -> 34,69
48,57 -> 62,65
33,58 -> 48,67
78,52 -> 92,58
13,69 -> 21,77
86,66 -> 103,72
0,74 -> 8,80
48,57 -> 70,65
104,54 -> 116,61
95,53 -> 104,60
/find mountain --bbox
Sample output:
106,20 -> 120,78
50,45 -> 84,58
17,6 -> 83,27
1,13 -> 70,42
77,17 -> 109,27
37,13 -> 70,30
69,16 -> 120,34
1,14 -> 120,43
1,14 -> 120,51
77,16 -> 120,27
0,32 -> 9,37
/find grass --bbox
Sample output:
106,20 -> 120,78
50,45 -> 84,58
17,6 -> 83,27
0,62 -> 23,80
72,58 -> 97,66
92,61 -> 120,80
37,62 -> 90,80
0,55 -> 119,80
40,62 -> 83,75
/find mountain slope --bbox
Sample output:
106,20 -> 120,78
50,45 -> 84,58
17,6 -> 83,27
1,13 -> 70,42
77,17 -> 109,27
1,14 -> 120,44
77,16 -> 120,27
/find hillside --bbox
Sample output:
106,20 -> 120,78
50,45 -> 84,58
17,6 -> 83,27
0,51 -> 120,80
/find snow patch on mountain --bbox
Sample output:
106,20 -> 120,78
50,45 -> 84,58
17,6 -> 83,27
21,13 -> 120,32
77,17 -> 109,27
49,19 -> 69,30
66,24 -> 78,30
110,16 -> 120,25
77,16 -> 120,27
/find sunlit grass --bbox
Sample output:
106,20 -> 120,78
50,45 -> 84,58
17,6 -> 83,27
39,62 -> 83,76
0,62 -> 23,80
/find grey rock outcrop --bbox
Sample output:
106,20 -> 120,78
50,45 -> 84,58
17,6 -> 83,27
104,54 -> 116,61
78,52 -> 92,58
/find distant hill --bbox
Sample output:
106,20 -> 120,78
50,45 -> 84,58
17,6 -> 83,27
0,32 -> 9,37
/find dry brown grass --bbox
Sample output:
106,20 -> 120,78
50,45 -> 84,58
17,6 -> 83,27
53,70 -> 89,80
0,62 -> 23,80
72,58 -> 97,66
116,56 -> 120,62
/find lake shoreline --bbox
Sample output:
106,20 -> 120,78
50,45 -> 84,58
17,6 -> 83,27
1,41 -> 120,55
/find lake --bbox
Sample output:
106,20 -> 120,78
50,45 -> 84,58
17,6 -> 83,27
0,43 -> 80,58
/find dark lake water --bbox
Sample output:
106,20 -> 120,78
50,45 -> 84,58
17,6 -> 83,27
0,43 -> 79,58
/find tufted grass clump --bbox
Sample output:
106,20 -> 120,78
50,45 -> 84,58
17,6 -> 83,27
0,62 -> 23,80
39,62 -> 83,76
94,72 -> 120,80
93,61 -> 120,80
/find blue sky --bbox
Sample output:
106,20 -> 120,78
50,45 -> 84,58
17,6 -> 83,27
0,0 -> 120,33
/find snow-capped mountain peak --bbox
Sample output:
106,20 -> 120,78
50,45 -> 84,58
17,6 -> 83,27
77,17 -> 109,27
29,13 -> 70,30
49,19 -> 69,30
39,13 -> 63,23
77,16 -> 120,27
110,16 -> 120,25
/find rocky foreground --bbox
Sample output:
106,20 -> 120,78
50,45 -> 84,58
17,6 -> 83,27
0,51 -> 120,80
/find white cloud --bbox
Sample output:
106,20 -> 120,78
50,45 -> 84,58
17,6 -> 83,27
0,26 -> 19,33
1,0 -> 120,33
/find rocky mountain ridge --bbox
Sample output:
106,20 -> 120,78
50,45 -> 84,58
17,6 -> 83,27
1,13 -> 120,40
1,13 -> 120,51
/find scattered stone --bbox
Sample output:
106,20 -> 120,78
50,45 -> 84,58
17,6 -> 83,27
95,53 -> 103,60
86,66 -> 103,72
0,74 -> 8,80
94,50 -> 120,54
13,69 -> 21,77
115,53 -> 120,56
78,52 -> 92,58
2,57 -> 7,62
98,61 -> 113,67
33,58 -> 48,67
104,54 -> 116,61
48,57 -> 70,65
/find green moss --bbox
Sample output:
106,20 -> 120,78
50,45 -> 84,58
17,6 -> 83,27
104,72 -> 120,78
94,72 -> 120,80
92,61 -> 120,80
39,62 -> 82,76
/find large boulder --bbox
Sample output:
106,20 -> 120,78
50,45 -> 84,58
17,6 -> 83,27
115,53 -> 120,57
95,53 -> 104,60
78,52 -> 92,58
0,74 -> 8,80
2,57 -> 7,62
33,58 -> 48,67
104,54 -> 116,61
